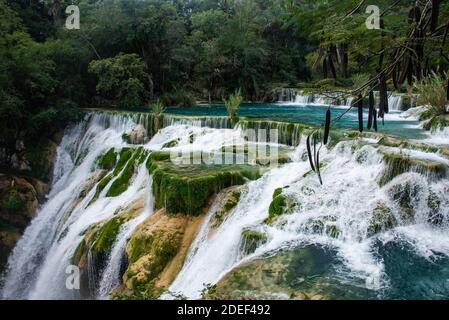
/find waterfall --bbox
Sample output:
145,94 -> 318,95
388,95 -> 403,112
162,115 -> 230,129
0,113 -> 152,299
166,139 -> 449,299
1,110 -> 448,300
277,88 -> 298,103
97,177 -> 154,299
279,89 -> 408,111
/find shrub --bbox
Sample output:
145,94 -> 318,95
161,89 -> 196,107
224,88 -> 243,119
414,72 -> 448,130
4,190 -> 24,211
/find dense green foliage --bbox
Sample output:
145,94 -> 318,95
0,0 -> 311,169
1,0 -> 448,171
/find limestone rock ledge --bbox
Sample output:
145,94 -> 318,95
113,208 -> 205,299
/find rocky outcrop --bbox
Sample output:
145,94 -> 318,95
114,208 -> 205,299
265,187 -> 298,224
122,124 -> 149,145
0,175 -> 51,271
71,197 -> 146,297
204,246 -> 336,300
147,152 -> 261,215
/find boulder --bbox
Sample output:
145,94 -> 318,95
123,125 -> 148,145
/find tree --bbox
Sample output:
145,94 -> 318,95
88,53 -> 149,108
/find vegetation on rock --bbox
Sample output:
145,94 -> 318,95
97,148 -> 117,170
146,152 -> 260,215
240,229 -> 267,255
367,202 -> 397,236
379,152 -> 447,186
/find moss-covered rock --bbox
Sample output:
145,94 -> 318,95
268,195 -> 287,217
379,152 -> 447,186
97,148 -> 117,170
385,174 -> 425,223
265,189 -> 297,224
305,216 -> 341,238
223,190 -> 241,211
0,174 -> 51,271
240,229 -> 267,255
72,205 -> 141,267
378,136 -> 439,154
162,139 -> 179,148
238,119 -> 309,146
122,124 -> 148,144
204,246 -> 357,300
92,148 -> 139,200
146,152 -> 260,215
367,202 -> 397,236
210,187 -> 244,229
117,209 -> 205,299
24,139 -> 58,182
107,147 -> 146,197
272,187 -> 283,199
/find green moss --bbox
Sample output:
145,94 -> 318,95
24,140 -> 54,181
72,239 -> 86,265
367,202 -> 397,236
147,152 -> 260,215
224,191 -> 241,211
72,208 -> 138,268
265,190 -> 298,223
379,152 -> 447,186
240,229 -> 267,255
238,119 -> 309,146
122,133 -> 131,143
378,136 -> 439,153
219,144 -> 292,165
107,147 -> 144,197
97,148 -> 117,170
211,189 -> 243,228
272,188 -> 283,199
268,195 -> 286,217
3,190 -> 24,211
162,139 -> 179,148
94,174 -> 113,197
91,215 -> 126,253
124,229 -> 182,298
113,148 -> 134,175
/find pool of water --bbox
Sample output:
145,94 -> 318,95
164,103 -> 425,140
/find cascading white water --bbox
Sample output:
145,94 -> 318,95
0,113 -> 153,299
166,138 -> 449,299
97,177 -> 154,299
280,90 -> 406,111
388,95 -> 403,111
1,109 -> 448,300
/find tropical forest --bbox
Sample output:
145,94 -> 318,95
0,0 -> 449,301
